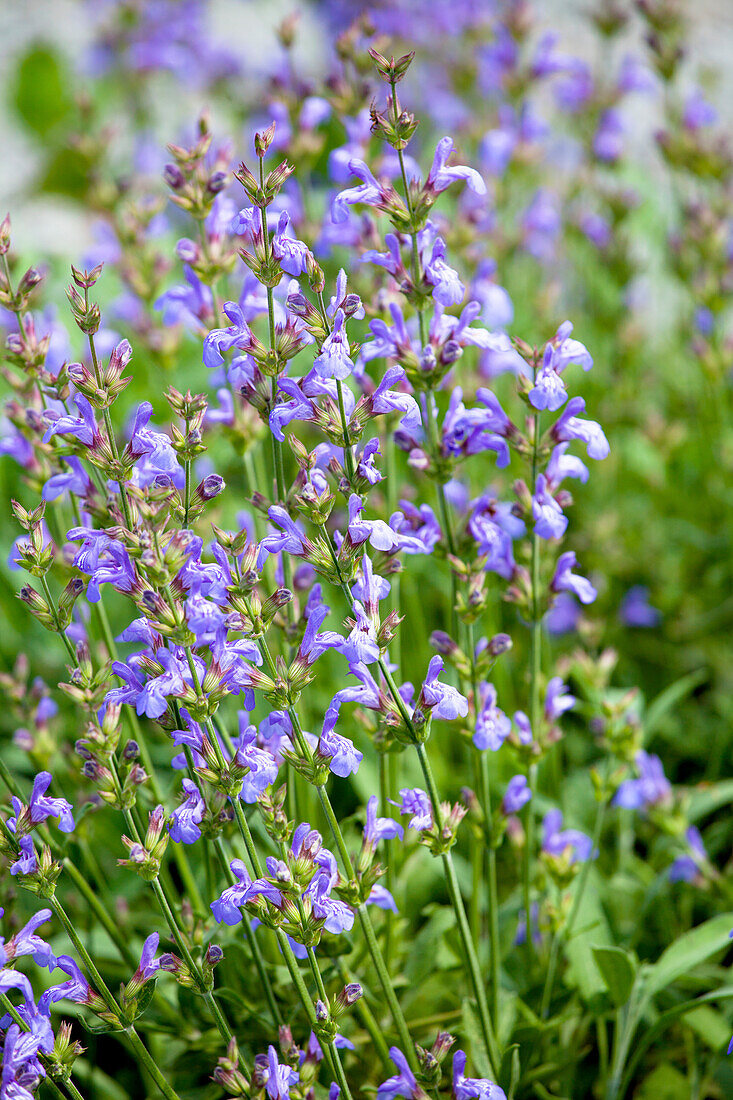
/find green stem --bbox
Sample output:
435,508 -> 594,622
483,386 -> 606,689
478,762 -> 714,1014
107,752 -> 247,1074
302,938 -> 353,1100
414,743 -> 502,1079
86,325 -> 132,532
524,407 -> 542,961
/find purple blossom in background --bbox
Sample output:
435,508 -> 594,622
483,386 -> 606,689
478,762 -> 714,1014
669,826 -> 708,883
513,711 -> 533,745
473,683 -> 511,751
542,809 -> 594,864
502,776 -> 531,815
614,751 -> 671,810
620,586 -> 661,627
544,677 -> 575,723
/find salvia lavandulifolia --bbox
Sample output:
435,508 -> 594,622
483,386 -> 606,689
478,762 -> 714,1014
1,6 -> 732,1100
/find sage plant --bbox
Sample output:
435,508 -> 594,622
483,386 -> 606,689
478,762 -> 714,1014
1,3 -> 732,1099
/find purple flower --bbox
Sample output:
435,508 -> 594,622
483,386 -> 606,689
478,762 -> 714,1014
683,88 -> 718,132
551,397 -> 609,460
619,586 -> 661,628
452,1050 -> 507,1099
211,860 -> 253,925
264,1045 -> 299,1100
419,656 -> 469,721
394,789 -> 433,832
8,772 -> 75,835
331,159 -> 387,224
426,137 -> 486,197
593,109 -> 625,163
364,795 -> 404,844
377,1047 -> 420,1100
298,597 -> 344,666
168,779 -> 205,844
1,909 -> 55,970
340,601 -> 380,665
542,809 -> 594,864
669,827 -> 708,883
134,933 -> 162,982
532,474 -> 568,540
156,266 -> 213,330
544,677 -> 575,723
203,302 -> 252,369
272,211 -> 310,276
10,836 -> 37,876
68,528 -> 136,603
424,237 -> 465,306
42,456 -> 92,502
551,551 -> 596,604
614,751 -> 671,810
42,394 -> 100,447
317,729 -> 363,778
474,683 -> 511,751
513,711 -> 533,745
37,955 -> 90,1014
502,776 -> 531,815
313,309 -> 354,380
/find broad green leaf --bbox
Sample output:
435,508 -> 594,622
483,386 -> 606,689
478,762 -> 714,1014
646,912 -> 733,997
637,1063 -> 690,1099
497,990 -> 518,1049
592,945 -> 636,1007
71,1059 -> 130,1100
643,669 -> 707,736
564,868 -> 613,1001
688,779 -> 733,822
685,1004 -> 731,1050
404,906 -> 455,985
11,45 -> 73,137
619,986 -> 733,1097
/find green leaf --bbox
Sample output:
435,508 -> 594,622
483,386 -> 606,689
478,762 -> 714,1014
404,905 -> 455,985
592,945 -> 637,1007
688,779 -> 733,822
564,868 -> 613,1001
685,1004 -> 732,1050
618,985 -> 733,1097
646,912 -> 733,997
643,669 -> 707,736
636,1063 -> 690,1100
11,45 -> 73,137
